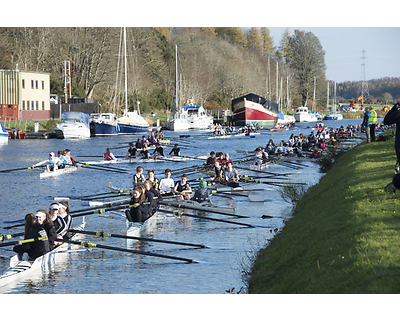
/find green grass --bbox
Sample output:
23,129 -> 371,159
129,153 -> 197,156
248,133 -> 400,293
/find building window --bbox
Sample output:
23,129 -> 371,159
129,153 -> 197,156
36,101 -> 38,110
42,101 -> 45,110
22,79 -> 25,89
27,101 -> 29,110
42,81 -> 44,90
31,80 -> 34,89
22,101 -> 25,110
35,80 -> 38,89
32,101 -> 34,111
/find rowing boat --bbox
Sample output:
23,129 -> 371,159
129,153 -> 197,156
126,211 -> 159,237
0,218 -> 86,291
83,155 -> 207,165
249,161 -> 270,170
40,166 -> 78,179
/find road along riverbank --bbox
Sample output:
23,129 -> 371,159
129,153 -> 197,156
248,130 -> 400,293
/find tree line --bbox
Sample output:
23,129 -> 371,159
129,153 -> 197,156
0,27 -> 330,114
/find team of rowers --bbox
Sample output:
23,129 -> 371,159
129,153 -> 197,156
104,142 -> 181,161
211,123 -> 260,135
13,200 -> 73,261
251,124 -> 366,165
126,166 -> 214,223
32,149 -> 75,172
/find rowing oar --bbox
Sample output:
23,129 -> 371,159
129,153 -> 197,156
158,200 -> 249,218
0,165 -> 44,173
70,203 -> 131,218
55,189 -> 131,201
57,238 -> 196,263
234,165 -> 291,176
75,161 -> 129,172
0,232 -> 24,241
2,204 -> 132,230
75,162 -> 129,174
69,229 -> 208,249
0,236 -> 48,248
158,208 -> 259,228
239,178 -> 307,186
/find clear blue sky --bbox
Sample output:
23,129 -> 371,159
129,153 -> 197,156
266,27 -> 400,83
9,3 -> 400,84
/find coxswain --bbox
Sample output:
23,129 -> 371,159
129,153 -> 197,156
224,162 -> 241,188
104,148 -> 117,161
32,152 -> 61,172
139,146 -> 150,159
125,142 -> 138,159
191,180 -> 210,203
126,186 -> 152,222
133,166 -> 146,186
35,210 -> 58,251
153,142 -> 164,159
168,144 -> 180,157
173,174 -> 192,200
159,168 -> 175,195
13,213 -> 49,261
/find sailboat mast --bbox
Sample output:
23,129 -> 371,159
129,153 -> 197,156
124,27 -> 128,115
174,45 -> 178,113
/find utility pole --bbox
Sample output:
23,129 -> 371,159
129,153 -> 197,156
313,76 -> 316,112
64,60 -> 71,104
359,49 -> 369,100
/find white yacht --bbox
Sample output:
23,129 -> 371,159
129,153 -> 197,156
166,113 -> 189,131
294,106 -> 322,122
184,100 -> 213,130
54,111 -> 91,139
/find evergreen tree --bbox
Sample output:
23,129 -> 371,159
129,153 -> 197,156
247,27 -> 263,52
260,27 -> 275,56
284,30 -> 326,106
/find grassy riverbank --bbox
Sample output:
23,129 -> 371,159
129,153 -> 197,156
248,131 -> 400,293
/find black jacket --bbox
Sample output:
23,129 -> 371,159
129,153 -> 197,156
384,105 -> 400,150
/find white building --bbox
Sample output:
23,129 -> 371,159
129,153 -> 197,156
0,69 -> 51,120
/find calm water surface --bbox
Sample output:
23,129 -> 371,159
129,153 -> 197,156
0,119 -> 362,294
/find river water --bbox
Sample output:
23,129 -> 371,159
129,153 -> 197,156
0,119 -> 365,294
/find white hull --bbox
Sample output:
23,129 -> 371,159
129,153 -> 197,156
0,132 -> 8,144
0,122 -> 8,144
55,126 -> 91,139
40,166 -> 78,179
0,220 -> 86,290
166,116 -> 189,131
294,107 -> 322,122
126,212 -> 159,237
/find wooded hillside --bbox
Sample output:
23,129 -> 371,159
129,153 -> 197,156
1,27 -> 397,114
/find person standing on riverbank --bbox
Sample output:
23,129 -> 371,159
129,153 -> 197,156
369,106 -> 377,142
383,103 -> 400,173
362,107 -> 371,143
